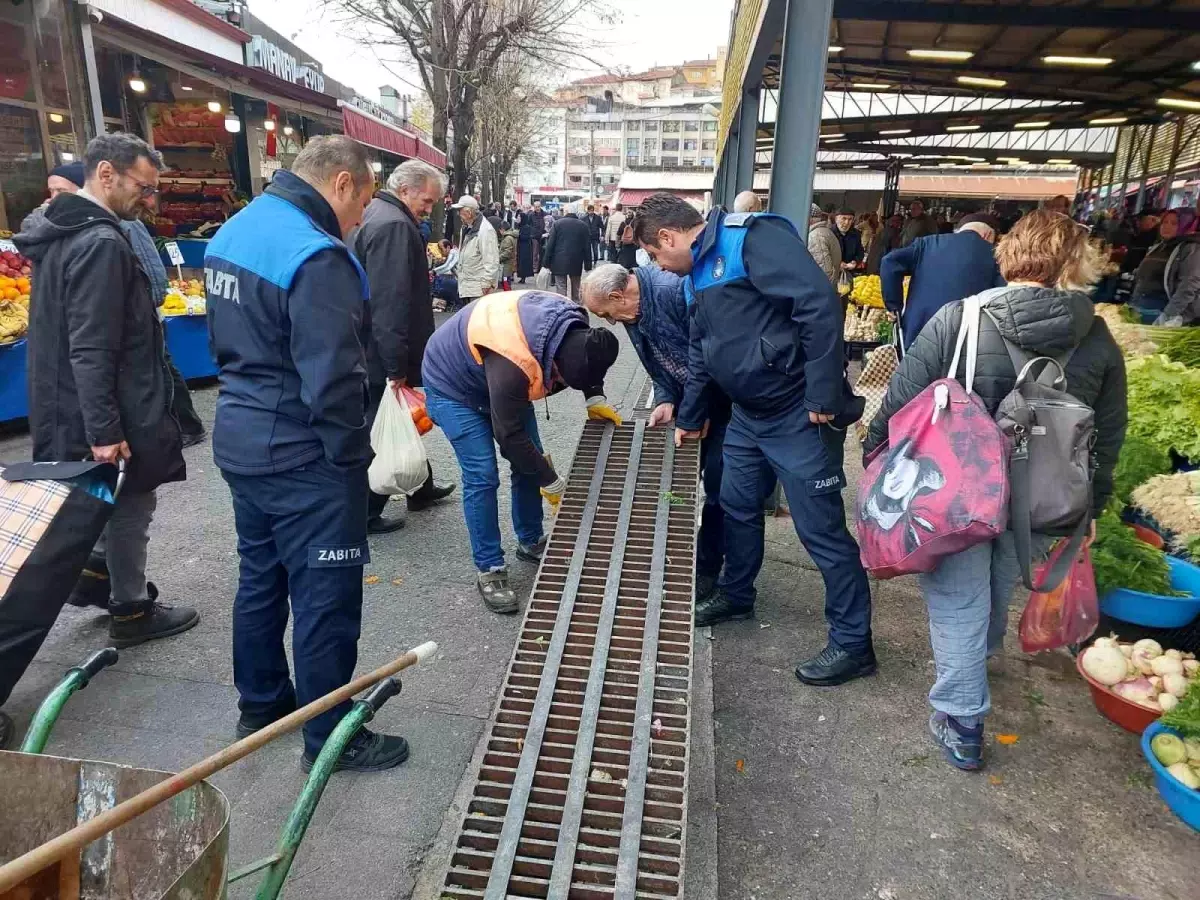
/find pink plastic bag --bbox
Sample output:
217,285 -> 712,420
1018,544 -> 1099,653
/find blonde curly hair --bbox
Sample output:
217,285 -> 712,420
995,209 -> 1105,291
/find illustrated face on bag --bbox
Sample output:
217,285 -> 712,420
864,438 -> 947,548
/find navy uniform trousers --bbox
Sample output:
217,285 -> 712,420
719,404 -> 873,654
223,459 -> 369,757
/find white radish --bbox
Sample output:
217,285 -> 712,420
1167,763 -> 1200,790
1133,639 -> 1164,658
1152,655 -> 1185,677
1163,673 -> 1190,698
1150,675 -> 1164,692
1082,645 -> 1130,686
1159,693 -> 1180,712
1184,659 -> 1200,677
1165,648 -> 1184,661
1120,643 -> 1134,658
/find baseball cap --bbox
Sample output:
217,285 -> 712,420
450,195 -> 480,210
957,213 -> 1001,232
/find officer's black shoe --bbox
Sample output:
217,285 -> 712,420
109,595 -> 200,649
478,568 -> 519,614
367,514 -> 407,535
794,642 -> 878,687
67,556 -> 112,610
407,479 -> 457,512
235,697 -> 298,740
0,710 -> 13,750
694,589 -> 754,627
515,537 -> 547,563
695,573 -> 718,603
301,728 -> 409,773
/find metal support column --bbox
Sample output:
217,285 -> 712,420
734,89 -> 759,194
1133,124 -> 1159,213
881,159 -> 902,217
769,0 -> 833,222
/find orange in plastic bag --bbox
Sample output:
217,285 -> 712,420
400,385 -> 433,436
1018,544 -> 1098,653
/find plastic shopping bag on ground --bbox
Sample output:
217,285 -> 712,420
368,385 -> 429,496
534,267 -> 553,291
1018,544 -> 1099,653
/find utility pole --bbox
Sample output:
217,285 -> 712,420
588,125 -> 596,202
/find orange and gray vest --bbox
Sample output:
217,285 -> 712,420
421,290 -> 587,409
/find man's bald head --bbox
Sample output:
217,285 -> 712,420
733,190 -> 762,213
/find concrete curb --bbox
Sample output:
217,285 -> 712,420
686,625 -> 720,899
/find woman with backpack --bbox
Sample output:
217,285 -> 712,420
862,210 -> 1127,771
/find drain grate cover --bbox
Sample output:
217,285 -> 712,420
440,421 -> 699,899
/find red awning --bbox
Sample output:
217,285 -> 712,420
340,106 -> 446,169
616,188 -> 705,206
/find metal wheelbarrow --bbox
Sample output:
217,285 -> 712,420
0,642 -> 436,899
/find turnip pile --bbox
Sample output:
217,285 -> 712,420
1080,637 -> 1199,714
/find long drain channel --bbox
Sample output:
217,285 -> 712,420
440,420 -> 700,899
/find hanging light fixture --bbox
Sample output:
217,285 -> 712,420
208,100 -> 222,114
128,56 -> 147,93
263,119 -> 276,132
224,112 -> 241,133
283,125 -> 295,136
49,113 -> 63,124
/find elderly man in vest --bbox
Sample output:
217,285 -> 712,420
422,291 -> 622,612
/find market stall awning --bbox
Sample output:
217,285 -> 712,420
340,105 -> 447,170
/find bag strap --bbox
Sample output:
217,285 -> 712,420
947,295 -> 982,391
1011,439 -> 1092,592
981,307 -> 1075,388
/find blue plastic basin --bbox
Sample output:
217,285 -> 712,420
1100,557 -> 1200,628
1140,722 -> 1200,832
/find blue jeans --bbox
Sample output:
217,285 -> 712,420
720,404 -> 872,654
696,417 -> 727,579
918,532 -> 1055,726
425,387 -> 545,572
223,460 -> 368,756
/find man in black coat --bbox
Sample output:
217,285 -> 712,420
586,203 -> 604,263
351,159 -> 456,534
542,208 -> 592,302
529,199 -> 547,269
14,133 -> 198,646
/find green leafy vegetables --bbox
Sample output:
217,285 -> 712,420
1156,328 -> 1200,370
1090,507 -> 1181,597
1112,436 -> 1173,505
1162,677 -> 1200,739
1125,356 -> 1200,462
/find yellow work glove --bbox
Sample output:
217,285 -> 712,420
540,474 -> 567,510
585,395 -> 623,426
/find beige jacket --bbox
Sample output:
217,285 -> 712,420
807,220 -> 842,285
604,210 -> 626,243
457,215 -> 500,298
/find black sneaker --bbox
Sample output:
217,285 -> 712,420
67,554 -> 111,609
794,642 -> 877,686
301,728 -> 409,773
407,480 -> 456,512
477,568 -> 518,614
367,514 -> 406,535
235,697 -> 297,739
0,710 -> 13,750
515,537 -> 547,563
694,588 -> 754,627
695,573 -> 718,603
109,600 -> 200,649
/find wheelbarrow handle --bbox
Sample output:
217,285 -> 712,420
72,647 -> 119,684
361,676 -> 402,714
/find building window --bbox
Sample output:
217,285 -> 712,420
662,121 -> 680,133
644,138 -> 658,151
683,139 -> 697,151
546,153 -> 557,166
661,156 -> 679,166
701,139 -> 716,151
700,157 -> 714,167
703,121 -> 718,132
626,137 -> 639,150
568,174 -> 582,184
626,120 -> 641,131
662,138 -> 680,151
684,121 -> 699,132
643,121 -> 658,132
626,154 -> 639,166
681,158 -> 694,166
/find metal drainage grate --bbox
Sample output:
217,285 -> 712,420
441,420 -> 700,899
630,376 -> 655,420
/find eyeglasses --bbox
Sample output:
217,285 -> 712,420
127,176 -> 159,198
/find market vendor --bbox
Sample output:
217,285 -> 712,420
1130,209 -> 1200,326
421,290 -> 621,614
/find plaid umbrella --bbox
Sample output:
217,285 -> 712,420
0,460 -> 121,707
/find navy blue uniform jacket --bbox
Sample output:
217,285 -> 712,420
678,210 -> 854,431
205,170 -> 371,475
880,230 -> 1005,349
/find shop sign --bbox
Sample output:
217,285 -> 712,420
247,35 -> 326,94
349,95 -> 405,129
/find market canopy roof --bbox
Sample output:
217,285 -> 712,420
721,0 -> 1200,166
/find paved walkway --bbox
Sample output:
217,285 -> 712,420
3,326 -> 1196,898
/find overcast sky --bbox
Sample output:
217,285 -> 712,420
246,0 -> 733,101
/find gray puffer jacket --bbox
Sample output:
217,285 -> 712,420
864,286 -> 1127,516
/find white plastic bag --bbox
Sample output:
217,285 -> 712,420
534,267 -> 553,291
368,385 -> 428,496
